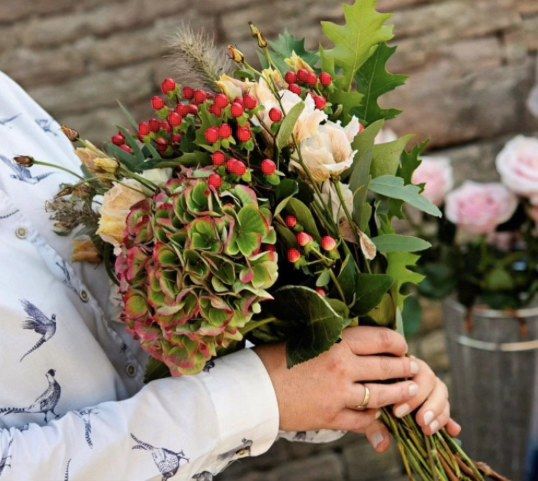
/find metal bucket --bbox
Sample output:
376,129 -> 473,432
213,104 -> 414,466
443,299 -> 538,481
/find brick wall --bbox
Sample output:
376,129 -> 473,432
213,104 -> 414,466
0,1 -> 536,480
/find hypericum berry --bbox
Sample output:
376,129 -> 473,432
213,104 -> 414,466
285,215 -> 297,229
138,121 -> 151,137
149,118 -> 161,132
172,134 -> 182,144
236,126 -> 251,142
193,90 -> 208,105
111,132 -> 125,146
155,136 -> 168,148
230,102 -> 244,118
161,77 -> 176,95
120,144 -> 133,154
208,173 -> 223,189
214,93 -> 229,108
151,96 -> 166,110
261,159 -> 276,175
167,111 -> 182,127
287,248 -> 301,264
321,235 -> 337,251
177,104 -> 190,117
305,71 -> 318,86
218,123 -> 233,139
226,158 -> 247,176
296,231 -> 313,247
297,68 -> 309,84
204,127 -> 219,144
319,72 -> 333,87
243,94 -> 258,110
212,151 -> 226,166
313,95 -> 327,110
182,86 -> 194,100
160,121 -> 171,133
316,288 -> 327,297
269,108 -> 283,122
284,71 -> 297,84
188,104 -> 199,115
210,103 -> 223,117
288,83 -> 302,95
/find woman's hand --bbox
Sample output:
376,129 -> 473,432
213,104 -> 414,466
255,326 -> 421,452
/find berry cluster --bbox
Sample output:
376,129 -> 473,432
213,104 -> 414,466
284,69 -> 333,110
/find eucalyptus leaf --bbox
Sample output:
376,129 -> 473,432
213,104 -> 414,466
276,102 -> 305,150
285,197 -> 321,241
370,134 -> 413,178
372,234 -> 431,253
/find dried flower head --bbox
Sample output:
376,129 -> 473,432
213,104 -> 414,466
61,125 -> 80,142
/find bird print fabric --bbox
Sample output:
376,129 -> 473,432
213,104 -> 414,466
19,300 -> 57,362
0,155 -> 53,184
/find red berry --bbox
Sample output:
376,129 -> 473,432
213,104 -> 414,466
210,103 -> 223,117
204,127 -> 219,144
193,90 -> 208,105
188,104 -> 199,115
208,173 -> 222,189
314,95 -> 327,110
236,126 -> 251,142
306,71 -> 318,86
212,151 -> 226,166
285,215 -> 297,229
214,93 -> 229,108
287,248 -> 301,264
149,118 -> 161,132
261,159 -> 276,175
297,68 -> 309,83
284,71 -> 297,84
111,132 -> 125,146
316,288 -> 327,297
167,111 -> 182,127
230,102 -> 244,118
161,77 -> 176,95
138,121 -> 151,137
321,235 -> 337,251
226,158 -> 246,176
151,96 -> 165,110
120,144 -> 133,154
319,72 -> 333,87
218,123 -> 232,139
269,108 -> 283,122
243,94 -> 258,110
160,121 -> 171,133
288,83 -> 302,95
172,134 -> 182,144
296,232 -> 313,247
182,86 -> 194,100
178,104 -> 190,117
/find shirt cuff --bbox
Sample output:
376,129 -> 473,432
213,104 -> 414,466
200,348 -> 279,457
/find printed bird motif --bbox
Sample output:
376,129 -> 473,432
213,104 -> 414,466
192,472 -> 213,480
0,114 -> 20,128
0,209 -> 19,220
64,459 -> 71,481
75,408 -> 98,448
0,155 -> 53,184
131,433 -> 189,481
0,439 -> 13,476
55,260 -> 77,294
217,438 -> 253,462
0,369 -> 62,423
19,300 -> 57,362
35,118 -> 58,136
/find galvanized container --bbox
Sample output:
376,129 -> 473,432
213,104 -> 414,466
443,299 -> 538,481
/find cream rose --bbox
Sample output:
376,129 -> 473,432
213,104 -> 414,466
496,135 -> 538,205
445,181 -> 518,235
97,179 -> 147,247
411,156 -> 454,206
215,74 -> 253,100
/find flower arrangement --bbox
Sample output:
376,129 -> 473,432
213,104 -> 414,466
413,136 -> 538,310
20,1 -> 509,479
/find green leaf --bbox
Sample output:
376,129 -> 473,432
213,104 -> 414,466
399,140 -> 428,185
274,179 -> 299,217
321,0 -> 393,90
402,296 -> 422,338
372,234 -> 431,253
354,43 -> 407,124
236,206 -> 266,257
276,101 -> 305,150
270,31 -> 319,72
268,286 -> 345,367
285,197 -> 321,240
369,175 -> 442,217
387,251 -> 424,310
353,273 -> 394,315
117,100 -> 139,130
370,134 -> 413,178
336,253 -> 360,305
349,119 -> 384,191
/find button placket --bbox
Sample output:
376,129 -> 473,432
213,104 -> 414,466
15,226 -> 28,239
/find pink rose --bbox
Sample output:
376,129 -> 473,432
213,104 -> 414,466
445,182 -> 518,235
495,135 -> 538,205
412,156 -> 454,206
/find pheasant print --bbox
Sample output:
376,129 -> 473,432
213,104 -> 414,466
55,260 -> 77,294
0,209 -> 19,220
0,154 -> 53,184
0,369 -> 61,423
75,408 -> 98,448
0,438 -> 13,476
217,438 -> 253,462
131,433 -> 189,481
19,300 -> 57,362
0,114 -> 20,128
35,118 -> 58,136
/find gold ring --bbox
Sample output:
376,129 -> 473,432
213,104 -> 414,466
355,385 -> 371,411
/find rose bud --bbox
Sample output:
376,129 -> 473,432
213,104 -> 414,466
61,125 -> 79,142
321,235 -> 337,251
285,215 -> 297,229
14,155 -> 35,167
287,248 -> 301,264
261,159 -> 276,175
227,44 -> 245,63
249,22 -> 268,48
296,231 -> 313,247
269,108 -> 283,122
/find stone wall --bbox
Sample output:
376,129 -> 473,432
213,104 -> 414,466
1,1 -> 536,480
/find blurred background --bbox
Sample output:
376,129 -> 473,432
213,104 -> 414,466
1,1 -> 537,480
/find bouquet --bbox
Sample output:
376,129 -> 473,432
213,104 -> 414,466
411,139 -> 538,312
20,1 -> 509,479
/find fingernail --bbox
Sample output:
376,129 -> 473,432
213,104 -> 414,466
423,411 -> 435,425
410,360 -> 419,374
371,432 -> 384,449
429,420 -> 440,433
408,383 -> 419,396
394,404 -> 410,418
375,410 -> 382,419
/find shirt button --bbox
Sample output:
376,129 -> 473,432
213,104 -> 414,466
79,290 -> 89,303
15,227 -> 28,239
125,363 -> 137,378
